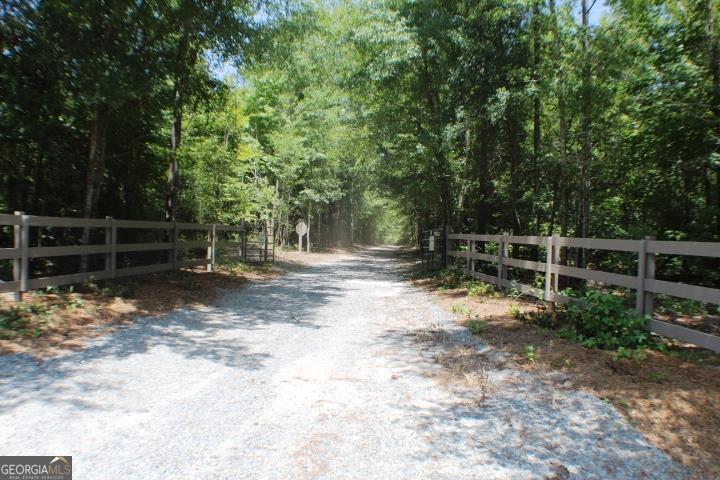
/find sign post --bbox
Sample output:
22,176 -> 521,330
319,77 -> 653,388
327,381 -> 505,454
295,220 -> 308,253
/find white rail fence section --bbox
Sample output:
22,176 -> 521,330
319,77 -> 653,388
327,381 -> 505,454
0,212 -> 268,301
445,232 -> 720,353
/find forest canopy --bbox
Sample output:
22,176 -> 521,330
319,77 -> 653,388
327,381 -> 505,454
1,0 -> 719,246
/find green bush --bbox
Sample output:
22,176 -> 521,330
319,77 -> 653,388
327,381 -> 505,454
467,281 -> 496,298
566,290 -> 654,350
435,267 -> 467,289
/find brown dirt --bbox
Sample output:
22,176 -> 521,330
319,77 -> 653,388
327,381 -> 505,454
274,247 -> 359,267
412,274 -> 720,480
0,262 -> 283,359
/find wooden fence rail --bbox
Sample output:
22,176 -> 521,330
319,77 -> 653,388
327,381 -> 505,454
0,212 -> 271,301
444,231 -> 720,353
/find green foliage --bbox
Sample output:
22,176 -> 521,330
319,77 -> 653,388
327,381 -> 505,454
523,344 -> 537,363
100,280 -> 138,299
451,303 -> 470,315
436,267 -> 468,290
508,304 -> 522,319
565,291 -> 654,350
467,281 -> 496,298
467,318 -> 488,336
0,303 -> 55,338
614,346 -> 648,362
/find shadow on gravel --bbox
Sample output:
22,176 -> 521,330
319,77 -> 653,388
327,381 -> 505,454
0,255 -> 356,413
372,298 -> 688,479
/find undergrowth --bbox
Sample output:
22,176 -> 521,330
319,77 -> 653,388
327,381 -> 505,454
434,268 -> 664,355
520,290 -> 657,351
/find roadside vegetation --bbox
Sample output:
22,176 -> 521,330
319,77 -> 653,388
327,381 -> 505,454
414,266 -> 720,478
0,261 -> 280,357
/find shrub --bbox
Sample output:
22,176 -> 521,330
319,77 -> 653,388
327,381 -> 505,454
451,303 -> 470,315
566,290 -> 654,350
467,318 -> 488,336
523,344 -> 537,363
467,281 -> 496,298
436,267 -> 467,289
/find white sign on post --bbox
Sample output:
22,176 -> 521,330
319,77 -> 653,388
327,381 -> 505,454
428,235 -> 435,251
296,220 -> 308,253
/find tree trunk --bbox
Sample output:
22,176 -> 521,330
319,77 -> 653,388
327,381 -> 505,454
166,87 -> 182,221
506,102 -> 523,234
707,0 -> 720,233
81,104 -> 109,271
577,0 -> 593,270
532,0 -> 542,236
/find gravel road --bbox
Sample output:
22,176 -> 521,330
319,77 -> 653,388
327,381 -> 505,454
0,248 -> 688,479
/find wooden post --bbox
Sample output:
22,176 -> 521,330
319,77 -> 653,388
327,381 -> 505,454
468,238 -> 475,275
242,222 -> 247,262
110,218 -> 117,278
104,216 -> 113,274
172,222 -> 178,269
544,235 -> 554,303
264,221 -> 269,262
12,211 -> 24,302
207,225 -> 215,272
497,234 -> 508,287
306,211 -> 311,254
443,225 -> 451,268
552,234 -> 560,292
643,235 -> 655,318
19,213 -> 29,294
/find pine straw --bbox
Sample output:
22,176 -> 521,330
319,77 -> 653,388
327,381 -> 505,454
414,276 -> 720,480
0,263 -> 282,359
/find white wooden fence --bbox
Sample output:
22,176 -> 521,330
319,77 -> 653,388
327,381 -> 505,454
445,232 -> 720,353
0,212 -> 263,301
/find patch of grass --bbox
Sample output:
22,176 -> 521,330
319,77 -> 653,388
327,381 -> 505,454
100,280 -> 138,298
65,298 -> 85,310
467,318 -> 488,336
222,260 -> 253,274
451,303 -> 470,315
0,303 -> 57,339
467,281 -> 496,298
614,346 -> 648,361
508,304 -> 522,319
647,369 -> 670,384
523,344 -> 537,363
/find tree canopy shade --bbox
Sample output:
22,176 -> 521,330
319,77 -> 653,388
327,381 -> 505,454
1,0 -> 719,247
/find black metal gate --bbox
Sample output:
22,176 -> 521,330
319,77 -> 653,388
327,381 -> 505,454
420,228 -> 444,269
243,220 -> 275,263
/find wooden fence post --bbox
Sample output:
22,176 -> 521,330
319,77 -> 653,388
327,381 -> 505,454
468,238 -> 475,275
264,221 -> 269,262
443,225 -> 451,268
19,213 -> 29,295
644,235 -> 655,318
497,234 -> 508,287
13,211 -> 24,302
207,224 -> 215,272
544,235 -> 554,303
104,216 -> 113,274
552,234 -> 560,292
172,222 -> 178,269
242,221 -> 247,262
110,218 -> 117,278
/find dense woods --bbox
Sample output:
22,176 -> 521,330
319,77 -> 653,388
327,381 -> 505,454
2,0 -> 719,247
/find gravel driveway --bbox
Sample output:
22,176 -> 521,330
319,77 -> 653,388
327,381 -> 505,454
0,248 -> 688,479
